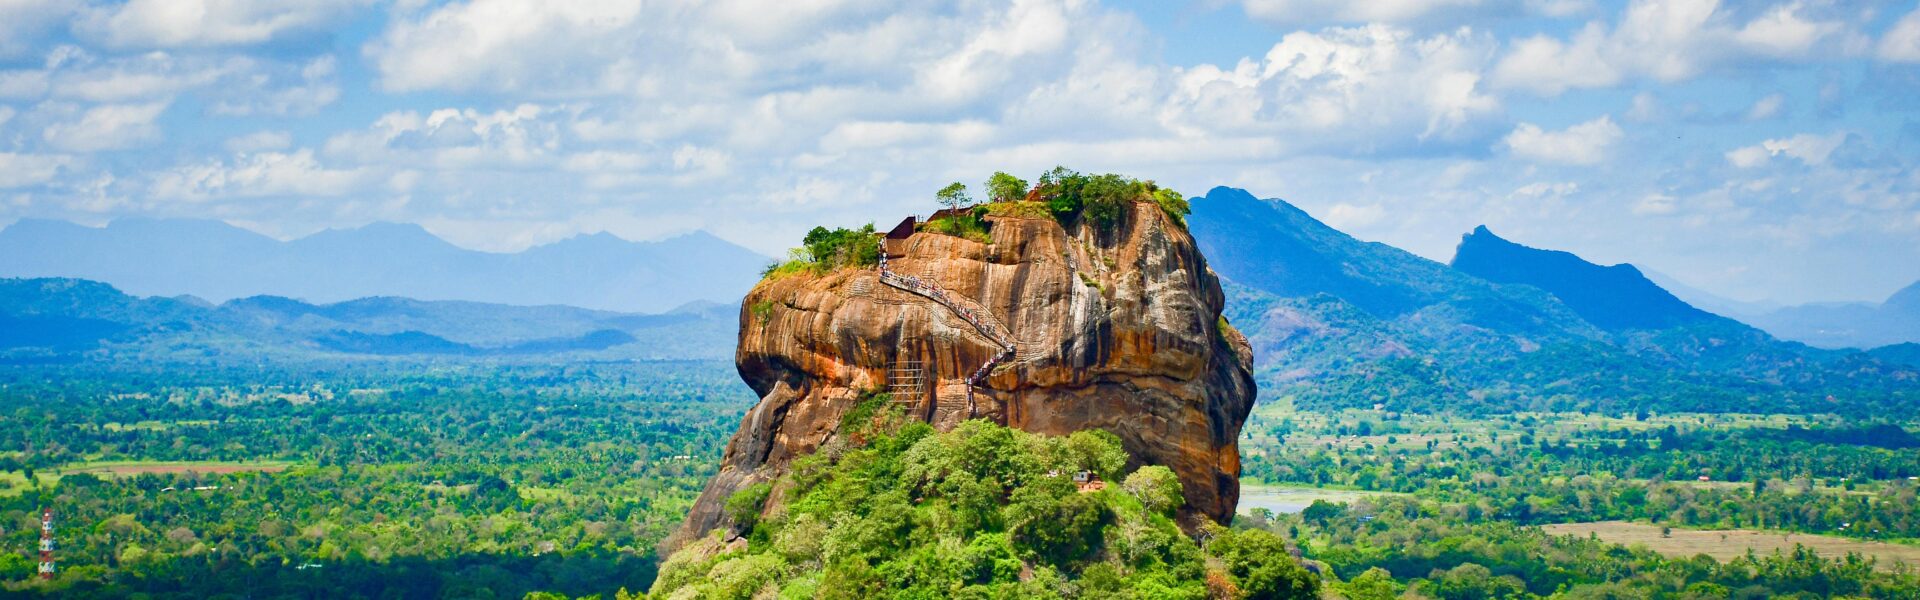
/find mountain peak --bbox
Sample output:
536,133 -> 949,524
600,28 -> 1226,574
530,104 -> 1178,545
1885,280 -> 1920,314
1451,228 -> 1715,331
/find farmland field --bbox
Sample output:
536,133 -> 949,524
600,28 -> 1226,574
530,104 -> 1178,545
61,460 -> 294,477
1542,521 -> 1920,573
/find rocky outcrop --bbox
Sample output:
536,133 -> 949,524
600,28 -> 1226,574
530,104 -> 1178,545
670,200 -> 1256,548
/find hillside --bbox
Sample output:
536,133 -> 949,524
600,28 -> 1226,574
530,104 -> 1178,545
1186,187 -> 1917,415
0,218 -> 771,313
1451,226 -> 1717,331
0,277 -> 737,362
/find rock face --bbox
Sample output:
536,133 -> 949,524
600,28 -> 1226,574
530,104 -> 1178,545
670,201 -> 1256,547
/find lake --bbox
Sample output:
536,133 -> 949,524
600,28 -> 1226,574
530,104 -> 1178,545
1236,483 -> 1394,515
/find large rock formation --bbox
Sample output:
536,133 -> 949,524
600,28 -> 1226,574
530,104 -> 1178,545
671,200 -> 1256,547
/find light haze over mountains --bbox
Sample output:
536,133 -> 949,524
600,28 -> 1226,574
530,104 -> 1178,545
0,218 -> 771,314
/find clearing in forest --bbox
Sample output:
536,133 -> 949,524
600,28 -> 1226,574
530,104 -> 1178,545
62,460 -> 294,477
1542,521 -> 1920,573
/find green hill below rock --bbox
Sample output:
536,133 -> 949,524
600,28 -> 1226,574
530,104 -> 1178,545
651,397 -> 1318,599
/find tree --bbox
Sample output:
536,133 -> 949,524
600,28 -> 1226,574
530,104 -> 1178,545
936,182 -> 972,213
1207,527 -> 1320,600
985,172 -> 1029,204
1121,465 -> 1183,516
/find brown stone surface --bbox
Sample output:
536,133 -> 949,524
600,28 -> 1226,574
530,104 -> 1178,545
668,201 -> 1256,549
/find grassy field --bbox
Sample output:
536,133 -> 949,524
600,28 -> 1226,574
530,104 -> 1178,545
60,460 -> 294,477
1542,521 -> 1920,573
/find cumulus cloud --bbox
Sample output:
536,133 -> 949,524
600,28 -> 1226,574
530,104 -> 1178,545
1746,93 -> 1784,120
1724,132 -> 1847,168
77,0 -> 365,49
225,130 -> 292,153
1165,24 -> 1501,152
1501,115 -> 1623,165
1493,0 -> 1847,96
150,149 -> 370,201
0,152 -> 73,188
1881,7 -> 1920,62
1238,0 -> 1499,26
0,0 -> 78,59
42,102 -> 168,151
366,1 -> 650,94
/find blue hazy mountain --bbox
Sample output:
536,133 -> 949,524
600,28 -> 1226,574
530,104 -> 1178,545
1741,281 -> 1920,349
1449,225 -> 1718,332
1185,186 -> 1915,414
0,218 -> 772,313
0,277 -> 737,361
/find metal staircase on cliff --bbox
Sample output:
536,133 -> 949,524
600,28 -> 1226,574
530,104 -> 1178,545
877,241 -> 1016,415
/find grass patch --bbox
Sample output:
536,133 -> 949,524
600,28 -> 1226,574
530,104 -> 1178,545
1542,521 -> 1920,573
1218,315 -> 1240,343
978,201 -> 1051,219
61,460 -> 294,477
749,300 -> 775,325
1077,271 -> 1104,293
920,214 -> 991,244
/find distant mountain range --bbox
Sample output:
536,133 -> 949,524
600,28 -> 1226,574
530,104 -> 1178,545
4,192 -> 1914,414
0,277 -> 737,363
1188,186 -> 1915,415
0,218 -> 772,313
1736,283 -> 1920,350
1643,268 -> 1920,350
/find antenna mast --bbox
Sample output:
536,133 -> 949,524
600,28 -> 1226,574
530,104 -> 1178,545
38,507 -> 54,580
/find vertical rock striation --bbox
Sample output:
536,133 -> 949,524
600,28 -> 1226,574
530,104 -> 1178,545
671,200 -> 1256,548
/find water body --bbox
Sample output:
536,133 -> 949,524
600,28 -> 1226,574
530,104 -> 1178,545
1236,484 -> 1392,515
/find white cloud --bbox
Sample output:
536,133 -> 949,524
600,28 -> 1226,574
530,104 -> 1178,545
366,0 -> 649,94
1165,25 -> 1500,150
1633,193 -> 1677,215
210,56 -> 341,116
323,104 -> 563,169
0,152 -> 72,188
1510,181 -> 1580,200
48,51 -> 240,102
1501,115 -> 1623,165
1493,0 -> 1847,96
1625,91 -> 1662,122
78,0 -> 365,49
1746,93 -> 1784,120
1322,202 -> 1386,229
1881,7 -> 1920,62
1239,0 -> 1497,26
150,149 -> 370,201
1724,132 -> 1847,168
225,130 -> 292,153
0,0 -> 77,59
42,102 -> 169,151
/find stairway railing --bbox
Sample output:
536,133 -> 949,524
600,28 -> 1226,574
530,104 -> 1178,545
877,238 -> 1016,411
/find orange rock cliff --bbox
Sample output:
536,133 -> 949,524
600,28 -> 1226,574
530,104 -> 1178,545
670,199 -> 1257,548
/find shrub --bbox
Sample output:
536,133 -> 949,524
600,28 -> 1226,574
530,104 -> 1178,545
1153,187 -> 1190,225
726,482 -> 774,532
760,224 -> 878,280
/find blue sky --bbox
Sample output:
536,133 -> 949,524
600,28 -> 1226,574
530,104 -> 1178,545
1,0 -> 1918,305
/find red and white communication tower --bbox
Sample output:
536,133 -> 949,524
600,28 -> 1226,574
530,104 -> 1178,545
38,507 -> 54,580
